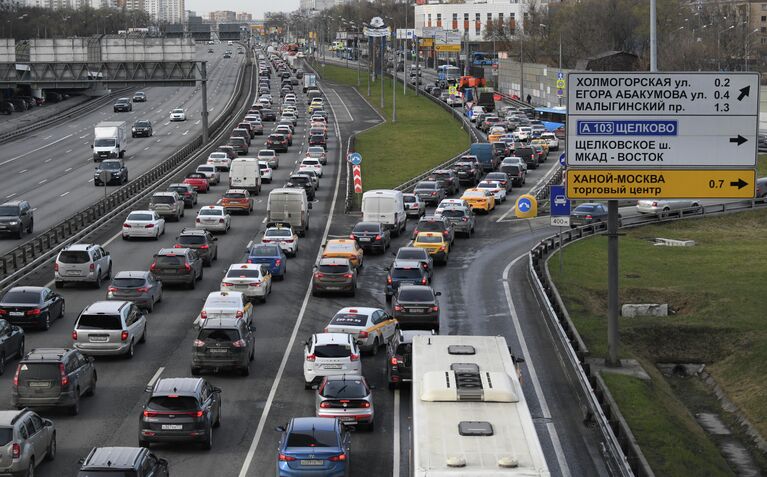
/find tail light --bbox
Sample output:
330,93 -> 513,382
328,453 -> 347,462
219,219 -> 225,224
232,339 -> 247,347
174,244 -> 182,248
200,311 -> 207,319
375,235 -> 382,241
652,201 -> 658,207
394,305 -> 402,311
247,259 -> 253,263
196,218 -> 201,223
421,277 -> 427,285
145,224 -> 155,228
439,245 -> 446,251
12,365 -> 20,386
199,245 -> 209,249
284,239 -> 294,243
195,410 -> 204,418
262,239 -> 271,243
193,339 -> 205,347
462,217 -> 469,222
54,262 -> 58,272
390,357 -> 398,365
431,191 -> 437,196
184,263 -> 191,271
279,454 -> 297,462
108,286 -> 118,292
0,309 -> 6,316
343,273 -> 353,279
585,215 -> 593,220
121,330 -> 129,341
349,234 -> 355,239
306,354 -> 316,362
235,310 -> 244,318
432,306 -> 439,312
360,401 -> 371,408
358,331 -> 369,339
89,263 -> 95,271
442,230 -> 449,235
222,282 -> 234,287
123,223 -> 131,228
150,262 -> 157,271
350,353 -> 360,361
275,259 -> 282,266
25,308 -> 41,316
319,401 -> 331,408
314,272 -> 324,279
136,287 -> 149,293
422,263 -> 429,269
72,330 -> 78,340
386,276 -> 392,285
12,443 -> 20,459
59,363 -> 69,386
143,410 -> 158,417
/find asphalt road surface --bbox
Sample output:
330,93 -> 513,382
0,42 -> 246,255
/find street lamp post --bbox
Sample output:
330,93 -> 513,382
717,25 -> 735,71
745,27 -> 760,71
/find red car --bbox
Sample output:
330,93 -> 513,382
183,172 -> 209,193
308,133 -> 327,149
265,133 -> 289,152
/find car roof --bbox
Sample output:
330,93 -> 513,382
83,300 -> 129,314
152,377 -> 203,396
4,286 -> 44,295
290,417 -> 338,433
336,307 -> 379,316
398,284 -> 434,293
313,333 -> 353,345
0,409 -> 31,426
179,228 -> 208,235
113,271 -> 150,279
200,317 -> 242,329
82,447 -> 145,470
157,247 -> 190,255
318,257 -> 351,266
393,259 -> 425,269
153,191 -> 176,197
23,348 -> 74,361
399,329 -> 434,343
64,243 -> 96,251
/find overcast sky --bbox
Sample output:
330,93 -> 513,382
186,0 -> 300,18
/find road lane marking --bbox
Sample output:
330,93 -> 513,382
182,130 -> 190,136
238,90 -> 345,477
38,179 -> 47,184
43,135 -> 52,140
79,135 -> 88,139
5,193 -> 16,199
144,147 -> 150,151
503,255 -> 571,477
0,134 -> 73,167
147,367 -> 165,391
18,169 -> 27,174
60,192 -> 69,197
65,149 -> 72,154
45,158 -> 52,163
393,389 -> 401,477
64,167 -> 72,172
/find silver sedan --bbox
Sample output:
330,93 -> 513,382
636,199 -> 701,217
315,375 -> 375,430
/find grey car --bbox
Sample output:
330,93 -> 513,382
175,228 -> 218,266
315,375 -> 375,430
73,301 -> 147,358
636,199 -> 701,217
191,317 -> 255,376
150,248 -> 204,289
0,409 -> 56,477
392,285 -> 441,331
403,194 -> 426,219
0,200 -> 33,239
12,348 -> 97,415
435,206 -> 475,237
393,247 -> 433,281
107,271 -> 163,312
149,192 -> 184,221
311,258 -> 357,297
167,183 -> 198,208
757,177 -> 767,201
413,181 -> 446,206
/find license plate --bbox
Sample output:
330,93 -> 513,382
9,312 -> 23,316
29,381 -> 50,388
410,308 -> 425,313
209,349 -> 228,353
359,238 -> 371,242
162,424 -> 183,430
67,270 -> 82,276
301,460 -> 323,466
339,416 -> 356,422
89,336 -> 109,342
323,364 -> 342,369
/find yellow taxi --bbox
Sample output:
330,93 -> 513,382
307,99 -> 324,114
488,133 -> 504,143
460,188 -> 496,213
219,189 -> 253,214
531,138 -> 550,155
413,232 -> 450,265
321,239 -> 364,269
324,307 -> 398,353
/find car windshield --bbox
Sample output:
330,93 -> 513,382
127,213 -> 153,221
199,328 -> 239,342
172,109 -> 184,114
576,205 -> 598,212
266,229 -> 292,237
415,182 -> 437,190
477,183 -> 496,189
320,379 -> 368,398
197,166 -> 215,172
308,147 -> 323,154
397,249 -> 426,260
226,269 -> 261,278
178,235 -> 205,245
101,161 -> 121,170
17,363 -> 59,381
2,290 -> 40,304
258,151 -> 275,158
77,314 -> 122,330
225,193 -> 247,199
147,396 -> 198,412
155,255 -> 184,267
318,263 -> 350,273
417,235 -> 443,244
417,222 -> 445,232
0,427 -> 12,446
314,344 -> 351,358
325,243 -> 353,253
112,277 -> 146,288
440,209 -> 465,218
392,268 -> 423,279
285,428 -> 338,448
500,166 -> 521,174
403,196 -> 416,203
94,139 -> 116,147
58,250 -> 90,264
135,121 -> 150,127
249,246 -> 278,257
302,159 -> 319,166
329,313 -> 366,326
398,288 -> 435,302
199,209 -> 223,216
353,223 -> 379,233
151,196 -> 175,204
0,206 -> 19,216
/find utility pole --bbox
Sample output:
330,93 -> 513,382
200,61 -> 209,143
357,29 -> 361,86
393,32 -> 397,122
519,36 -> 524,102
380,35 -> 385,108
558,33 -> 563,107
414,36 -> 419,96
367,35 -> 371,96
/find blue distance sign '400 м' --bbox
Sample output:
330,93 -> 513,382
576,120 -> 678,136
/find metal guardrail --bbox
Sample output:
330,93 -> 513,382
528,198 -> 767,477
0,87 -> 132,145
0,53 -> 256,290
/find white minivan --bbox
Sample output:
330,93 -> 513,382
229,158 -> 261,195
361,190 -> 406,237
267,188 -> 310,236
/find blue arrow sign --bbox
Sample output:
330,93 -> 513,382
517,197 -> 532,213
348,152 -> 362,165
557,71 -> 564,80
559,152 -> 566,167
550,185 -> 571,216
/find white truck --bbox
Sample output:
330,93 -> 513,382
229,158 -> 262,195
92,121 -> 128,161
303,74 -> 317,93
267,188 -> 310,237
362,189 -> 407,237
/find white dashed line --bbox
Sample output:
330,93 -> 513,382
18,169 -> 27,174
45,158 -> 52,163
65,167 -> 72,173
5,193 -> 16,199
88,178 -> 94,183
60,191 -> 70,197
65,149 -> 72,154
79,135 -> 88,139
144,147 -> 150,151
182,130 -> 190,136
38,179 -> 47,184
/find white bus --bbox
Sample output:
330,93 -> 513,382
411,335 -> 550,476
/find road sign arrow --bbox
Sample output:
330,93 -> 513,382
730,178 -> 748,189
737,85 -> 750,101
729,135 -> 748,146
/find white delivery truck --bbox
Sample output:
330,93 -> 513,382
229,158 -> 262,195
362,189 -> 407,236
92,121 -> 128,161
303,74 -> 317,93
287,55 -> 297,70
267,188 -> 310,237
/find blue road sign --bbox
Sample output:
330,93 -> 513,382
348,152 -> 362,165
557,71 -> 564,80
549,185 -> 571,216
559,152 -> 566,167
517,197 -> 532,213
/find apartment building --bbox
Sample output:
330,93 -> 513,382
414,0 -> 529,41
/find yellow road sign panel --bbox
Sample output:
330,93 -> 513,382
435,44 -> 461,52
566,169 -> 756,199
419,38 -> 434,47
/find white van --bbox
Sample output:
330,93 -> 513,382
362,189 -> 406,236
229,158 -> 261,194
267,188 -> 310,237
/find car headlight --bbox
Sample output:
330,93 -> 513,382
8,220 -> 18,225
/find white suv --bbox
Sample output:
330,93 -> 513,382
303,333 -> 362,389
73,300 -> 147,358
54,244 -> 112,289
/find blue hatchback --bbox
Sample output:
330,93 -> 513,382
276,417 -> 351,477
247,244 -> 287,280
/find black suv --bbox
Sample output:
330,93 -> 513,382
150,248 -> 204,289
451,162 -> 481,186
94,160 -> 128,186
167,183 -> 198,208
139,377 -> 221,450
113,98 -> 132,112
175,228 -> 218,266
514,145 -> 537,169
384,260 -> 430,302
0,200 -> 33,238
350,222 -> 390,254
286,174 -> 315,201
427,170 -> 460,196
411,216 -> 455,244
191,317 -> 255,376
12,348 -> 97,415
131,120 -> 153,138
386,329 -> 434,389
79,447 -> 169,477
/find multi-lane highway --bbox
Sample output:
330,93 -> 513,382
0,42 -> 246,256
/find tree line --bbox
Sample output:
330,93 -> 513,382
0,6 -> 153,40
